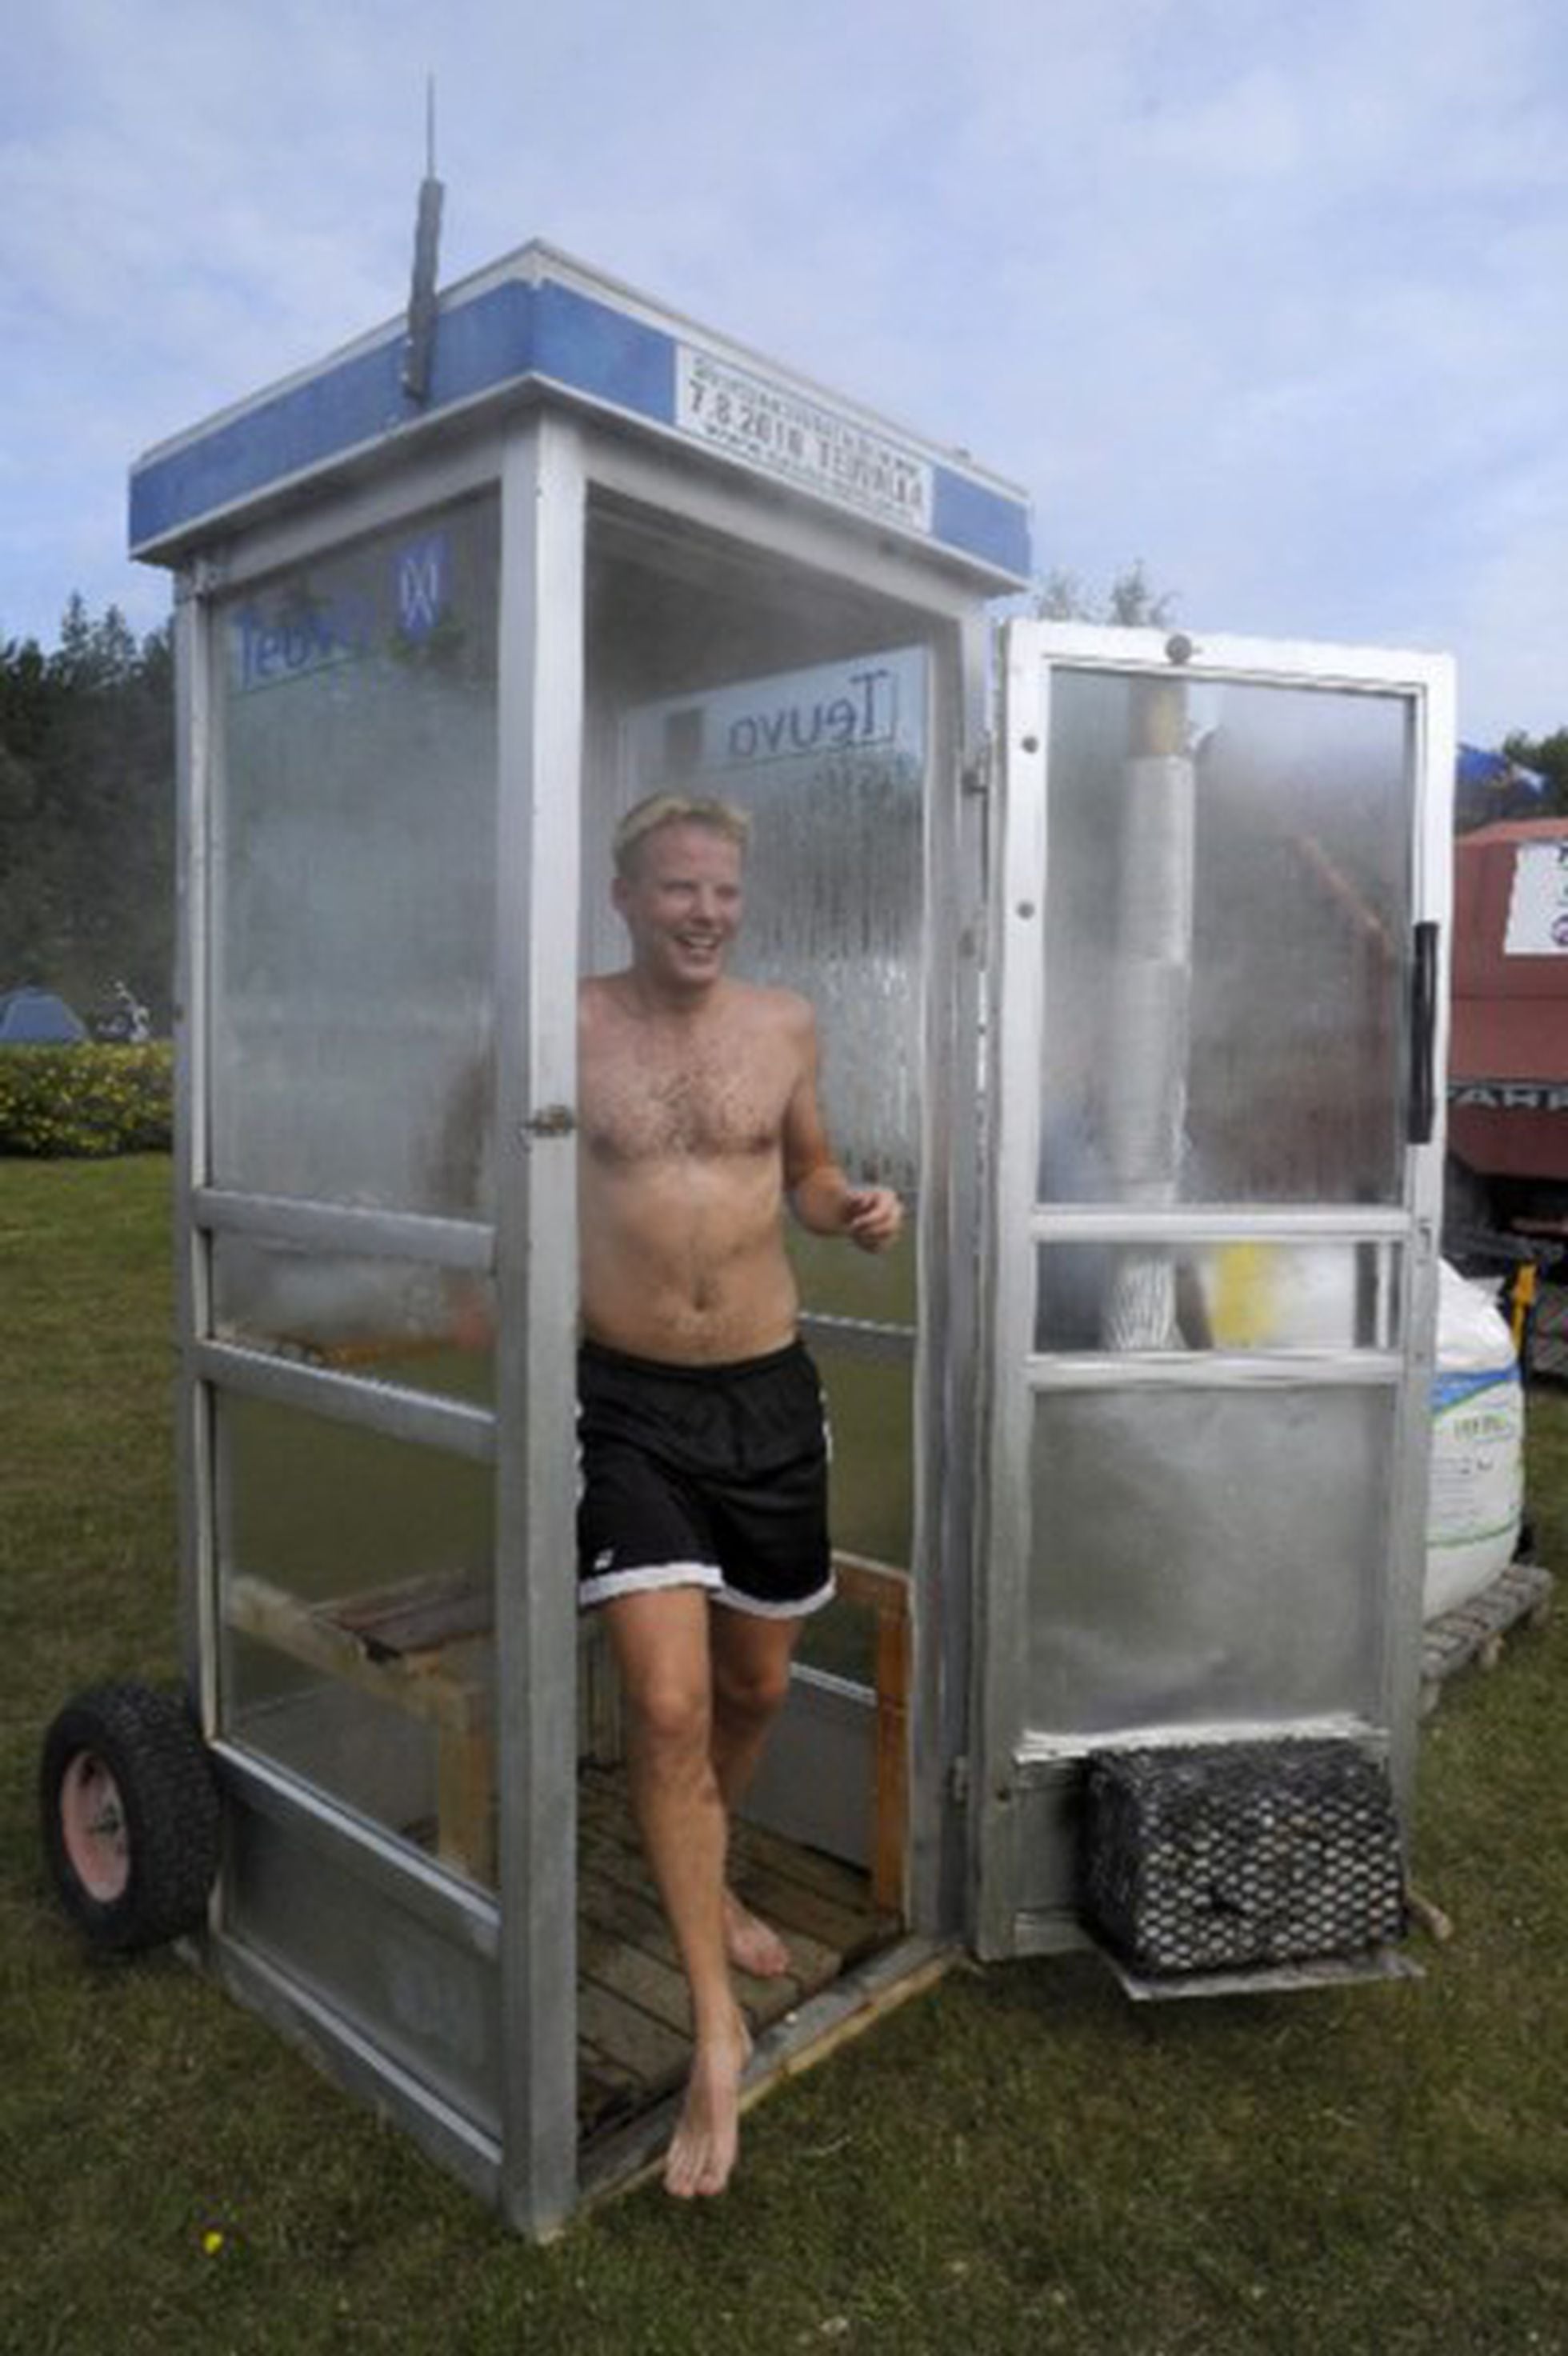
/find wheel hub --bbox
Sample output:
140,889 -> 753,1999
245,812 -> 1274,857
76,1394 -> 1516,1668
59,1752 -> 131,1902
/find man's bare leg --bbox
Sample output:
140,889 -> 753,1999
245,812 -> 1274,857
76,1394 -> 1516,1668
605,1588 -> 751,2198
710,1606 -> 801,1979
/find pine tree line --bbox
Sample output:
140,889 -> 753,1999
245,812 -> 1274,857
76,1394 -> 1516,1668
0,596 -> 175,1031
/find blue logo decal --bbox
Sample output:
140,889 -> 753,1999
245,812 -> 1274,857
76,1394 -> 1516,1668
233,594 -> 373,692
396,531 -> 450,641
722,665 -> 898,764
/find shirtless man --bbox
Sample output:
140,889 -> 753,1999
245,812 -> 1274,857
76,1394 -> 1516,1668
577,792 -> 902,2200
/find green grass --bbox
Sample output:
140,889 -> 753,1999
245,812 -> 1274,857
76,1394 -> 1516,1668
3,1158 -> 1567,2355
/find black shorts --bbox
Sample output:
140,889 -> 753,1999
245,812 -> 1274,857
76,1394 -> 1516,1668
577,1338 -> 834,1618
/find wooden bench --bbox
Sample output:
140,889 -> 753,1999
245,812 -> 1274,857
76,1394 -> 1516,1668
224,1550 -> 912,1907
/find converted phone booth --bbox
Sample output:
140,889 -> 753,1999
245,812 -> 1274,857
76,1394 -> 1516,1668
121,244 -> 1454,2233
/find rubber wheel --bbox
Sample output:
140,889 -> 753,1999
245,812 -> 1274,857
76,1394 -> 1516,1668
39,1682 -> 220,1953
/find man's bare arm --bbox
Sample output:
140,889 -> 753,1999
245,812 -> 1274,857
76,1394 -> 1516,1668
782,1003 -> 903,1254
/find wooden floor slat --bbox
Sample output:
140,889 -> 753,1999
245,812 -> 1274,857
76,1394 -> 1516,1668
581,1827 -> 853,1998
730,1816 -> 880,1909
574,1764 -> 894,2138
729,1859 -> 885,1963
579,1918 -> 692,2031
578,1982 -> 694,2084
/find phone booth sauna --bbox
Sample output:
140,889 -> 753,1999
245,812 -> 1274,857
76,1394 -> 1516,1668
108,241 -> 1453,2236
122,243 -> 1026,2233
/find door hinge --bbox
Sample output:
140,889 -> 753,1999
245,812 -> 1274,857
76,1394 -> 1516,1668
948,1754 -> 971,1805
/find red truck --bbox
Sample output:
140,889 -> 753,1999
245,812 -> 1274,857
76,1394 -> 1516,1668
1446,815 -> 1568,1374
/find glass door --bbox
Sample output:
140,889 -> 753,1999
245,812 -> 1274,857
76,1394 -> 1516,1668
973,624 -> 1454,1958
579,493 -> 933,1894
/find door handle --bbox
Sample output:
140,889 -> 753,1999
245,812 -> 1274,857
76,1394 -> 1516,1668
1407,921 -> 1439,1144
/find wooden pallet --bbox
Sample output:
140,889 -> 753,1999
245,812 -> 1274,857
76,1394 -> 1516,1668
1420,1558 -> 1554,1715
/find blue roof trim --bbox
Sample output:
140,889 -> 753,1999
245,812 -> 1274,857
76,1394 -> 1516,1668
130,266 -> 1030,582
129,281 -> 536,551
533,279 -> 675,426
932,468 -> 1032,582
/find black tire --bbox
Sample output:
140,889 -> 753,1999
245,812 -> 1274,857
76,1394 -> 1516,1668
39,1682 -> 220,1953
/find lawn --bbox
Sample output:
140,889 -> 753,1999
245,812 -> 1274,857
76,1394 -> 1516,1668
2,1157 -> 1566,2356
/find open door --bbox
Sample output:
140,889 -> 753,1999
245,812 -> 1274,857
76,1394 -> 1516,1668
973,622 -> 1454,1968
582,610 -> 931,1899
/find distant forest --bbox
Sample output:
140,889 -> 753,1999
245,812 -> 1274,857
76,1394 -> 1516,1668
1,598 -> 175,1031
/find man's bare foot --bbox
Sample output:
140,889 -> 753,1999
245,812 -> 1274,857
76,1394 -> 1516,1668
723,1887 -> 790,1979
665,2013 -> 752,2199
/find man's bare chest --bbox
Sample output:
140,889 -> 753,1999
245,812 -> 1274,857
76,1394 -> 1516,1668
582,1033 -> 793,1165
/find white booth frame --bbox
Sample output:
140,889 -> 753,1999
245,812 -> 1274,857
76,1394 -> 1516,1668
170,404 -> 996,2235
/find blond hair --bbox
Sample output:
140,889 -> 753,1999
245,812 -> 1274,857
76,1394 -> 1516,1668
612,792 -> 750,880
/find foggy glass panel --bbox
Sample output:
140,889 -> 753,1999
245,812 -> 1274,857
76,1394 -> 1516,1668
225,1800 -> 502,2138
1026,1384 -> 1394,1734
790,1224 -> 917,1333
1034,1239 -> 1404,1353
793,1221 -> 916,1620
216,1394 -> 495,1886
812,1328 -> 914,1570
794,1590 -> 876,1690
1039,669 -> 1412,1209
212,496 -> 498,1216
606,649 -> 927,1198
793,1315 -> 916,1690
212,1237 -> 495,1404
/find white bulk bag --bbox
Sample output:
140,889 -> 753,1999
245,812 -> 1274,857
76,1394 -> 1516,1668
1426,1261 -> 1525,1620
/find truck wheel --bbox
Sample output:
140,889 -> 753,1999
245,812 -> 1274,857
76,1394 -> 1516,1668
40,1682 -> 220,1953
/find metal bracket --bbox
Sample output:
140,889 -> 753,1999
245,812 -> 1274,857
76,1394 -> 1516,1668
961,740 -> 993,798
175,555 -> 227,605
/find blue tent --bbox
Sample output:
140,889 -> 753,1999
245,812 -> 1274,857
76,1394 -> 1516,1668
0,986 -> 87,1044
1456,742 -> 1547,830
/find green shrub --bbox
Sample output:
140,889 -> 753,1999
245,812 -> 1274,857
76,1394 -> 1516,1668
0,1042 -> 174,1157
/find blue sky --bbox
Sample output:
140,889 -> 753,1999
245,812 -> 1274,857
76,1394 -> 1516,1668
3,0 -> 1564,742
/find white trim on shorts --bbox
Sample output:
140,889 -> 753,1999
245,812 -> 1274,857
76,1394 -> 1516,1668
714,1570 -> 837,1620
578,1560 -> 837,1619
578,1558 -> 721,1611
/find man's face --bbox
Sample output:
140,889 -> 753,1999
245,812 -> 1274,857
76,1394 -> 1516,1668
614,821 -> 744,992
